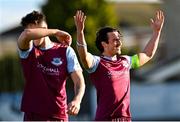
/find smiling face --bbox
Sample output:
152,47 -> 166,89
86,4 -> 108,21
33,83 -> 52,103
101,31 -> 122,56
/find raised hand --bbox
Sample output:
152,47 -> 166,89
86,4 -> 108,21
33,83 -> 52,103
74,10 -> 86,32
150,10 -> 165,32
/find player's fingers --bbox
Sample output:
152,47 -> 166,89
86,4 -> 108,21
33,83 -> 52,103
160,10 -> 164,21
83,16 -> 86,23
74,107 -> 79,115
67,102 -> 72,110
71,107 -> 79,115
68,105 -> 79,115
67,107 -> 73,115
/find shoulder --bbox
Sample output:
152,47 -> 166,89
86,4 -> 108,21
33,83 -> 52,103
86,55 -> 100,73
66,46 -> 75,55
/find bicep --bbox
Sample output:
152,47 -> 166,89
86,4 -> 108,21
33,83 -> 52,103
76,46 -> 95,69
17,31 -> 31,50
84,52 -> 95,69
138,53 -> 151,66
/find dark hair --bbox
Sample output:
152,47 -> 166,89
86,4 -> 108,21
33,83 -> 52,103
21,10 -> 46,27
95,26 -> 121,53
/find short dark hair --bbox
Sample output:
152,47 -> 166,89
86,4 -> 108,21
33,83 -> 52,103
95,26 -> 122,53
21,10 -> 46,27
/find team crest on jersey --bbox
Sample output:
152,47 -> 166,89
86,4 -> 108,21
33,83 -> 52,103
51,58 -> 62,66
122,60 -> 129,68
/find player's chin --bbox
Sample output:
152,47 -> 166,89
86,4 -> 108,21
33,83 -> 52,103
33,39 -> 44,46
116,51 -> 121,55
115,50 -> 121,55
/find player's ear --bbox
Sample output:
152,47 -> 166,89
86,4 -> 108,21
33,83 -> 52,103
101,41 -> 107,49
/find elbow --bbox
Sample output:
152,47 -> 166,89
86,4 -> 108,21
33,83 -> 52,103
23,29 -> 31,35
147,53 -> 155,59
139,52 -> 154,66
81,58 -> 92,69
82,83 -> 86,96
82,82 -> 86,92
143,50 -> 155,59
146,54 -> 153,60
78,56 -> 89,69
22,29 -> 32,39
80,77 -> 86,88
79,78 -> 86,93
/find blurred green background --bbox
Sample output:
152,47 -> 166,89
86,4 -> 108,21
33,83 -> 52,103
1,0 -> 180,121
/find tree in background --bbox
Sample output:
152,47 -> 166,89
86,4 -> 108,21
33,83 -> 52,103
0,54 -> 24,92
42,0 -> 118,53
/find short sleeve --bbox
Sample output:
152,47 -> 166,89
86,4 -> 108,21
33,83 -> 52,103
86,55 -> 100,73
66,46 -> 82,73
18,47 -> 33,59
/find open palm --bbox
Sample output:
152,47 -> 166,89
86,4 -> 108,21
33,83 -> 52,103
150,10 -> 164,32
74,10 -> 86,32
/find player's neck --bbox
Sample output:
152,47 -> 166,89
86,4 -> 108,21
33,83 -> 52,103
102,53 -> 117,61
44,37 -> 53,48
34,37 -> 53,49
40,37 -> 52,49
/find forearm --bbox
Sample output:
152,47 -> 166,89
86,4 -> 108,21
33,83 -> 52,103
73,81 -> 85,104
143,30 -> 161,58
68,71 -> 85,115
76,31 -> 88,56
24,28 -> 59,40
136,10 -> 164,66
76,31 -> 93,68
17,28 -> 59,50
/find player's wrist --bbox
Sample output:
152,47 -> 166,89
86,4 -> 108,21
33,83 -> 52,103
77,30 -> 84,34
76,41 -> 87,47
